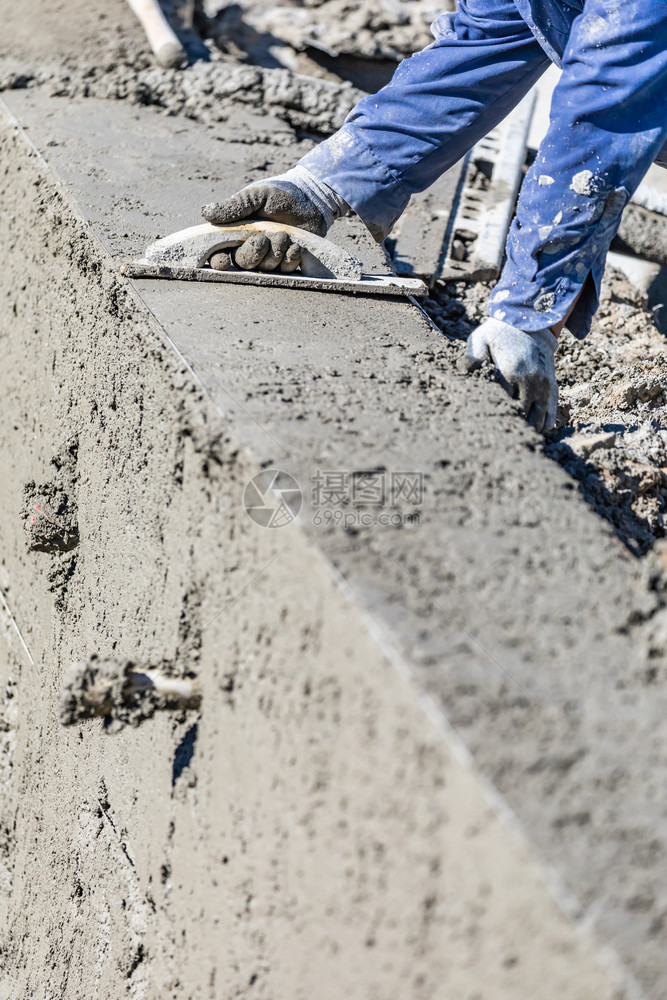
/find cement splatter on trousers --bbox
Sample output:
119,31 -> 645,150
300,0 -> 667,337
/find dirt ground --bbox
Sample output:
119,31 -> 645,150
2,1 -> 667,996
426,272 -> 667,555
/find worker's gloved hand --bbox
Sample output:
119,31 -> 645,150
208,231 -> 303,274
202,165 -> 348,272
460,318 -> 559,433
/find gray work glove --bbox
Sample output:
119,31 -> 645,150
460,318 -> 559,433
201,165 -> 348,272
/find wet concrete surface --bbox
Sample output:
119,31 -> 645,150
0,93 -> 636,1000
3,86 -> 667,995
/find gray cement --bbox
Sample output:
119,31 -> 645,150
0,43 -> 362,136
3,84 -> 664,997
617,202 -> 667,269
0,96 -> 636,1000
60,656 -> 202,727
0,2 -> 666,995
0,0 -> 363,135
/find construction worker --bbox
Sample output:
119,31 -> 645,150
203,0 -> 667,432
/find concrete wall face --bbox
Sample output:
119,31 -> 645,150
0,109 -> 631,999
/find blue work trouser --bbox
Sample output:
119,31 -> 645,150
299,0 -> 667,337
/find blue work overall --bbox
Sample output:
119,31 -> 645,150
300,0 -> 667,337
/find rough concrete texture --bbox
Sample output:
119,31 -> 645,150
0,0 -> 362,136
1,2 -> 667,997
59,656 -> 201,728
0,102 -> 637,1000
617,202 -> 667,269
0,57 -> 361,135
207,0 -> 449,61
21,478 -> 79,555
0,82 -> 662,999
427,272 -> 667,554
